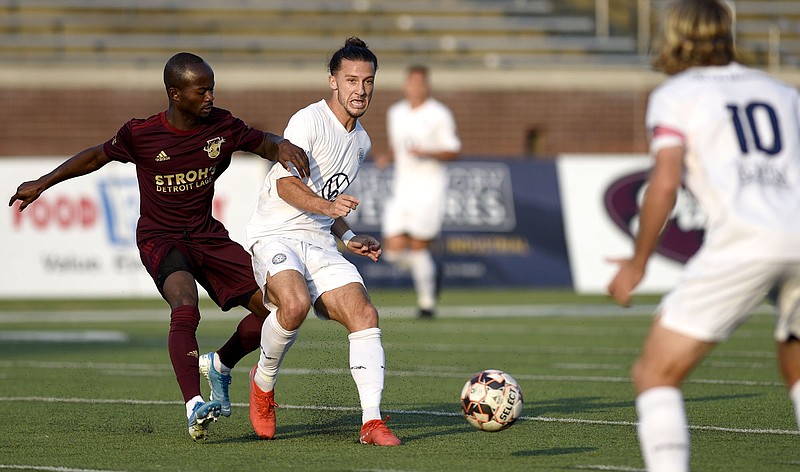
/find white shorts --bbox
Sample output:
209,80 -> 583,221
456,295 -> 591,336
382,192 -> 446,240
658,257 -> 800,342
250,237 -> 364,320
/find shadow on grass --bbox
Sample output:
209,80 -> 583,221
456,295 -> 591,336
531,393 -> 760,415
216,403 -> 474,445
512,446 -> 596,457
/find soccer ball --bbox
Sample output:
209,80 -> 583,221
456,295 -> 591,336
460,369 -> 523,432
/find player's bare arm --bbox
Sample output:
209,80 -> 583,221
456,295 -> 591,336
276,176 -> 359,218
332,217 -> 382,262
253,133 -> 310,179
607,146 -> 683,306
9,144 -> 112,211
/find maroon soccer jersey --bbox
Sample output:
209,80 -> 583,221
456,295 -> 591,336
102,108 -> 264,240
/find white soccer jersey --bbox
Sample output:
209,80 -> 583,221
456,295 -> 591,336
386,97 -> 461,200
246,99 -> 371,249
647,62 -> 800,262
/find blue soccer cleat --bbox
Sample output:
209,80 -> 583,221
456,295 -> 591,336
188,400 -> 222,441
199,352 -> 232,417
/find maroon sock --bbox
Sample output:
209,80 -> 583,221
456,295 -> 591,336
168,305 -> 202,403
217,312 -> 266,369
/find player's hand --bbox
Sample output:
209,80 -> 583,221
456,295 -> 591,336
347,235 -> 382,262
326,194 -> 359,218
606,257 -> 645,307
276,139 -> 310,179
9,179 -> 45,211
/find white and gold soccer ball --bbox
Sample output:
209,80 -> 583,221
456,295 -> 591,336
460,369 -> 523,432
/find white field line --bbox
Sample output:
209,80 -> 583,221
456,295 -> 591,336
572,466 -> 645,471
0,465 -> 124,472
0,305 -> 658,323
1,395 -> 797,436
0,303 -> 776,323
0,331 -> 128,342
0,360 -> 786,387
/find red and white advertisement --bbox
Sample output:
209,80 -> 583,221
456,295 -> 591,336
1,156 -> 269,298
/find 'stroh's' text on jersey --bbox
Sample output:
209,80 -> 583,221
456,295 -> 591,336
103,108 -> 264,240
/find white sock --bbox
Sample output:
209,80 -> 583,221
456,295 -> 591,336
213,352 -> 231,375
409,249 -> 436,310
636,386 -> 690,472
790,381 -> 800,429
348,327 -> 385,424
383,249 -> 412,271
256,310 -> 297,392
186,395 -> 204,419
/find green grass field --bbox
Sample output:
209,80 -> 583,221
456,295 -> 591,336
1,289 -> 798,472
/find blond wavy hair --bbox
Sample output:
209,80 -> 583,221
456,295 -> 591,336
652,0 -> 739,75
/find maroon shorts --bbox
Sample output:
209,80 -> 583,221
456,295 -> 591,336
138,234 -> 258,311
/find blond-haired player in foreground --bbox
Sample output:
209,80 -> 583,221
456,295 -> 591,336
607,0 -> 800,470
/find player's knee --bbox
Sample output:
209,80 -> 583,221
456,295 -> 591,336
277,297 -> 311,328
632,356 -> 682,392
359,304 -> 380,327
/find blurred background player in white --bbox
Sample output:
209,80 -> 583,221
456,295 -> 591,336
376,65 -> 461,319
607,1 -> 800,470
245,37 -> 401,446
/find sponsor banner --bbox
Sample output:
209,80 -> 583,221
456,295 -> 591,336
557,154 -> 704,294
344,161 -> 573,288
0,156 -> 267,298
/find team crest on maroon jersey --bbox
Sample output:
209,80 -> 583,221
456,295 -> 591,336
204,137 -> 226,158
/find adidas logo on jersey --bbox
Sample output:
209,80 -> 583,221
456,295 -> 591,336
155,151 -> 170,161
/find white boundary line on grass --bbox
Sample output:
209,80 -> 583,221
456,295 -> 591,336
0,304 -> 659,323
1,396 -> 798,436
0,360 -> 788,387
0,465 -> 125,472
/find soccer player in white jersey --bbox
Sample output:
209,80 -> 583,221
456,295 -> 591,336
607,1 -> 800,470
245,37 -> 401,446
377,65 -> 461,318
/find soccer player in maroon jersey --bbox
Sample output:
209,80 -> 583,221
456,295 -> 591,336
9,52 -> 310,441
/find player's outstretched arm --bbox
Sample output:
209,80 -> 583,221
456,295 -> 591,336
9,144 -> 112,211
607,146 -> 683,306
255,133 -> 310,179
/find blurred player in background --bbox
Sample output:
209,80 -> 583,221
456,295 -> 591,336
9,52 -> 309,442
375,65 -> 461,319
607,1 -> 800,470
246,37 -> 401,446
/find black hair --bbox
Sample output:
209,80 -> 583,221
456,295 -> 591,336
328,36 -> 378,74
163,52 -> 207,91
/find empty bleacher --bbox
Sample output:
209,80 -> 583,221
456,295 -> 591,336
0,0 -> 797,71
0,0 -> 639,70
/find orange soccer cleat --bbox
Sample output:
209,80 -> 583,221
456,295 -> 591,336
359,417 -> 402,446
249,365 -> 278,439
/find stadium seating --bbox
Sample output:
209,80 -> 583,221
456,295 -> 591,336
0,0 -> 796,70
